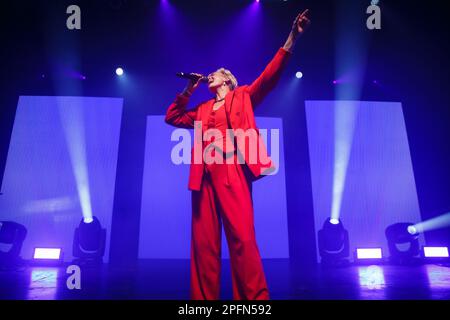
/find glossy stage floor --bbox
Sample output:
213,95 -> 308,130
1,259 -> 449,300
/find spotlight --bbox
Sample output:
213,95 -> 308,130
33,248 -> 62,260
295,71 -> 303,79
407,225 -> 417,235
73,216 -> 106,266
385,223 -> 420,264
409,212 -> 450,234
354,248 -> 384,264
422,247 -> 449,260
115,67 -> 124,76
84,217 -> 93,223
318,218 -> 350,266
330,218 -> 339,225
0,221 -> 27,268
32,247 -> 64,266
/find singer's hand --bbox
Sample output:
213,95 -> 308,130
183,73 -> 203,97
291,9 -> 310,37
283,9 -> 311,52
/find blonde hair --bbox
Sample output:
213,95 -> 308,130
216,68 -> 238,90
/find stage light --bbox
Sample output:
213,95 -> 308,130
73,216 -> 106,266
330,218 -> 339,225
295,71 -> 303,79
333,80 -> 337,85
423,247 -> 449,258
358,265 -> 385,289
83,217 -> 93,223
355,248 -> 383,260
0,221 -> 27,268
116,67 -> 124,76
330,101 -> 359,222
33,248 -> 62,260
318,218 -> 350,266
385,223 -> 420,263
407,225 -> 417,235
409,212 -> 450,234
58,99 -> 94,225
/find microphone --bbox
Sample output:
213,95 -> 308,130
176,72 -> 208,83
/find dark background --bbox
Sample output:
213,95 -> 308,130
0,0 -> 449,267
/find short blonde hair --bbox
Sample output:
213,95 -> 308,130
216,68 -> 238,90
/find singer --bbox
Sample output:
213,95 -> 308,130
165,10 -> 310,300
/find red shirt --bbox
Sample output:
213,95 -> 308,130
204,103 -> 228,158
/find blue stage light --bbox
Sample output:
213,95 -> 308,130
83,217 -> 93,223
295,71 -> 303,79
407,225 -> 417,235
330,218 -> 339,225
410,212 -> 450,234
385,223 -> 420,263
73,216 -> 106,266
318,218 -> 350,266
33,248 -> 62,260
356,248 -> 383,260
423,247 -> 449,258
116,67 -> 124,76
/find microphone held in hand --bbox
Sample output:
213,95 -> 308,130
176,72 -> 208,83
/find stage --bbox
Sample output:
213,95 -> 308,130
1,260 -> 449,300
1,0 -> 450,305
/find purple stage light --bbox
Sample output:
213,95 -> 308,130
423,247 -> 449,258
356,248 -> 383,259
333,80 -> 338,85
33,248 -> 62,260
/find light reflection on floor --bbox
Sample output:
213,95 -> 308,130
3,262 -> 446,300
425,264 -> 450,299
358,265 -> 386,289
357,265 -> 386,299
27,267 -> 60,300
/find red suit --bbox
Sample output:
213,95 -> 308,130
165,48 -> 291,300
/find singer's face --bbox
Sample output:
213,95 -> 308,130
207,72 -> 228,92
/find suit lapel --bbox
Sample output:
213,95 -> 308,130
225,90 -> 235,114
202,99 -> 214,130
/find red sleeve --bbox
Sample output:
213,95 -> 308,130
246,47 -> 292,108
165,94 -> 199,129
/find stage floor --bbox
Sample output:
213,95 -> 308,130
1,259 -> 449,300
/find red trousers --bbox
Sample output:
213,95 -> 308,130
190,157 -> 270,300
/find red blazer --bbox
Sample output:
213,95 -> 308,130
165,47 -> 292,191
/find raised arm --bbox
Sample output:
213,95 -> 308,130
246,9 -> 311,107
165,74 -> 202,128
